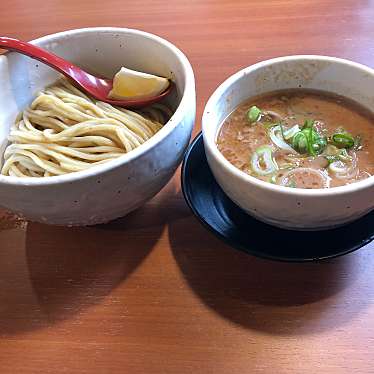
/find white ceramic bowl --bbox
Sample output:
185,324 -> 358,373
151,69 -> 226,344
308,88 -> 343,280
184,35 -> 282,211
0,27 -> 195,225
202,55 -> 374,230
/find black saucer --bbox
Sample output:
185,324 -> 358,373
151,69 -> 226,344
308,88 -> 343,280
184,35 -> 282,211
181,133 -> 374,262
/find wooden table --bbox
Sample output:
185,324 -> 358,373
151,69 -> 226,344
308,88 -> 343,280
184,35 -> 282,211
1,1 -> 374,373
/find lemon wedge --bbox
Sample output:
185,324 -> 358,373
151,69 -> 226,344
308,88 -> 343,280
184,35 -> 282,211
108,67 -> 170,100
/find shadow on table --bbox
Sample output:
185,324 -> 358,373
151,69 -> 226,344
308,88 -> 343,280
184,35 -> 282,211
0,182 -> 180,336
169,206 -> 372,336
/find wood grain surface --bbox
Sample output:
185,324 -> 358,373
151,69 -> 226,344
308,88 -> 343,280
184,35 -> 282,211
1,1 -> 374,373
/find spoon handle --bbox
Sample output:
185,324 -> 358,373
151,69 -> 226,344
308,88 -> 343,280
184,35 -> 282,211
0,36 -> 173,108
0,36 -> 82,80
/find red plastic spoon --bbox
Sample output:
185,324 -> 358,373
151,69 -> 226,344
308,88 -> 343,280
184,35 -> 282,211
0,37 -> 172,108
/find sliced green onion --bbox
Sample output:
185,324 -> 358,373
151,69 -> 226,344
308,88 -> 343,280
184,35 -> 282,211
324,145 -> 343,164
283,125 -> 300,140
338,148 -> 352,162
247,106 -> 262,123
251,146 -> 278,176
269,125 -> 297,153
303,128 -> 314,155
324,148 -> 353,165
330,133 -> 354,149
292,131 -> 308,154
329,160 -> 348,174
292,122 -> 326,156
311,136 -> 327,155
302,119 -> 315,129
328,152 -> 358,179
325,155 -> 338,165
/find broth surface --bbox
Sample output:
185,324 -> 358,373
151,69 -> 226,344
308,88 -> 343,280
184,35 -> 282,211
217,89 -> 374,188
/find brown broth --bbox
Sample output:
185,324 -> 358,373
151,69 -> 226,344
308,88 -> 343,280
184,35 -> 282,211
217,89 -> 374,188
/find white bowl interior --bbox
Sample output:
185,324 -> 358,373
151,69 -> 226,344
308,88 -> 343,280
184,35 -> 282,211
0,28 -> 187,167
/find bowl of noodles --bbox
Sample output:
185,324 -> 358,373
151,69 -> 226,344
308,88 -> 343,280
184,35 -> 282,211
0,27 -> 195,225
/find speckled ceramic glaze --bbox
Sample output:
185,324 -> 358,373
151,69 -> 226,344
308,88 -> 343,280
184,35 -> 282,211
0,28 -> 196,225
202,56 -> 374,230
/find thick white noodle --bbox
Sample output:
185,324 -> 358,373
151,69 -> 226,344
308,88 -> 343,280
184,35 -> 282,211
1,78 -> 170,177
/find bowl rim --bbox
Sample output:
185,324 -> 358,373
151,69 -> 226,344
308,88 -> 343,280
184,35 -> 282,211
202,54 -> 374,197
0,27 -> 195,186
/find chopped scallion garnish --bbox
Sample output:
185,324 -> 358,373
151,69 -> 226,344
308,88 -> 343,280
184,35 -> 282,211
325,155 -> 338,165
330,133 -> 354,149
302,119 -> 315,129
291,120 -> 327,156
329,160 -> 348,174
251,146 -> 278,176
247,106 -> 262,123
324,148 -> 353,165
311,136 -> 327,155
338,148 -> 352,162
292,131 -> 308,154
269,125 -> 297,153
283,125 -> 300,140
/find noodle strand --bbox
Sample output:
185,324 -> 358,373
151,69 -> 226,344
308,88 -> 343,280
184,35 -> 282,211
1,78 -> 170,177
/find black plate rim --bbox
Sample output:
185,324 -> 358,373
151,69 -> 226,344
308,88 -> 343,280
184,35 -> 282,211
181,132 -> 374,263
